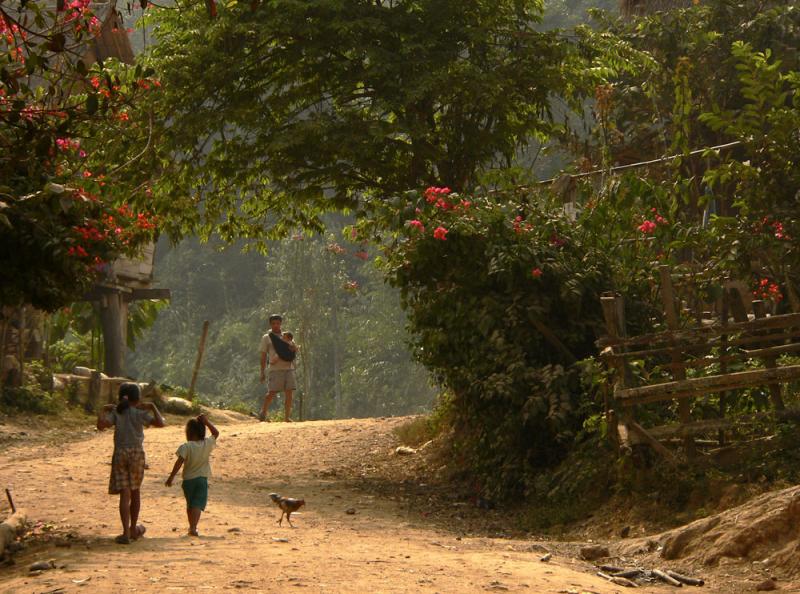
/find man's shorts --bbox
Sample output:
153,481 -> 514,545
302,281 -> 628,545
108,448 -> 146,494
268,369 -> 296,392
182,476 -> 209,510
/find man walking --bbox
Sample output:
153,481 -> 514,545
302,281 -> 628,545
259,314 -> 298,422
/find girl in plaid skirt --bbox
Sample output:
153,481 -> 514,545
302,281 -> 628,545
97,383 -> 165,544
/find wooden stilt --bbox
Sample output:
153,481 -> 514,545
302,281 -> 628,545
188,320 -> 210,400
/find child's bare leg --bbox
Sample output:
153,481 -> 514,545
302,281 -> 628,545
129,490 -> 142,539
118,489 -> 131,540
187,507 -> 202,535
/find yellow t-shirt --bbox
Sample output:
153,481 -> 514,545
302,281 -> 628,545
177,436 -> 216,480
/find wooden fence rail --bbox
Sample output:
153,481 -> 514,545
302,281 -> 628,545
598,265 -> 800,460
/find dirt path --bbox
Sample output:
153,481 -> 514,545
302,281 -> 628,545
0,417 -> 699,593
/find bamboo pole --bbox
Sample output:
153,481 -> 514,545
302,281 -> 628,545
659,265 -> 694,457
752,300 -> 785,411
16,306 -> 25,388
188,320 -> 210,400
616,365 -> 800,405
600,292 -> 630,450
0,313 -> 8,387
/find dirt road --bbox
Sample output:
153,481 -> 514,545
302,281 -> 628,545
0,416 -> 686,593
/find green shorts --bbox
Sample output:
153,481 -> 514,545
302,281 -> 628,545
182,477 -> 208,510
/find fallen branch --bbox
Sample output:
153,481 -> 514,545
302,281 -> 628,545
652,569 -> 683,587
613,569 -> 644,580
666,570 -> 705,586
597,571 -> 638,588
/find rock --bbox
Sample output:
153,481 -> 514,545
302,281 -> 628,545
72,366 -> 93,377
579,545 -> 610,561
755,578 -> 778,591
52,376 -> 65,391
29,560 -> 55,572
540,552 -> 551,562
620,526 -> 631,538
161,396 -> 194,415
345,508 -> 356,515
271,537 -> 289,543
228,527 -> 241,533
139,381 -> 161,400
395,446 -> 417,455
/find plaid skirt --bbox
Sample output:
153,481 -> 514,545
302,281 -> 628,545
108,448 -> 146,494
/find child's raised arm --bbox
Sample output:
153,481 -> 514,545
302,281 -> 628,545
165,456 -> 184,487
144,402 -> 166,428
96,403 -> 115,431
198,414 -> 219,440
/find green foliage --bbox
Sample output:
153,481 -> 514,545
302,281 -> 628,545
127,234 -> 436,418
1,361 -> 62,414
1,3 -> 160,310
47,300 -> 167,373
139,0 -> 593,243
356,185 -> 663,496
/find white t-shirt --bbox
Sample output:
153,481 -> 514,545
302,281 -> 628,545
259,333 -> 296,370
177,436 -> 216,480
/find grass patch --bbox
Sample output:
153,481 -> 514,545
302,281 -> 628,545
394,415 -> 440,446
0,385 -> 65,414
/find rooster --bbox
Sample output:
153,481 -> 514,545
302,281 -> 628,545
269,492 -> 305,527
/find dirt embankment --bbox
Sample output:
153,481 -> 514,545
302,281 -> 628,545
0,414 -> 797,593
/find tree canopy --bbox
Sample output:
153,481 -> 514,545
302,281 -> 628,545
142,0 -> 590,242
0,1 -> 158,310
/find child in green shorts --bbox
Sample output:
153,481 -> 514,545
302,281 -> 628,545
165,414 -> 219,536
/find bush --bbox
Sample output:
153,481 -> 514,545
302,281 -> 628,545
356,187 -> 657,498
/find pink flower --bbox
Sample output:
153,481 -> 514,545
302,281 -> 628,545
424,186 -> 453,203
433,226 -> 448,241
531,267 -> 543,278
637,220 -> 657,234
354,250 -> 369,260
408,219 -> 425,232
82,170 -> 92,178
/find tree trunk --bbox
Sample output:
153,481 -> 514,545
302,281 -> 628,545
99,292 -> 126,377
330,273 -> 343,418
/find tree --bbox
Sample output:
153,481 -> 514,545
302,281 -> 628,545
141,0 -> 584,242
1,1 -> 159,310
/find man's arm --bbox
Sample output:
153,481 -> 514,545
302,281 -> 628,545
165,456 -> 184,487
96,403 -> 115,431
198,414 -> 220,440
260,351 -> 268,383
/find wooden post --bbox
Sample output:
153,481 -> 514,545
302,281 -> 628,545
99,292 -> 126,377
0,314 -> 8,387
718,289 -> 730,446
5,488 -> 15,514
752,300 -> 785,411
188,320 -> 210,400
659,265 -> 695,457
89,370 -> 102,413
16,306 -> 25,388
785,268 -> 800,313
601,292 -> 630,451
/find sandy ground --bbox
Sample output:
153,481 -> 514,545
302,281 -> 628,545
0,415 -> 727,593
